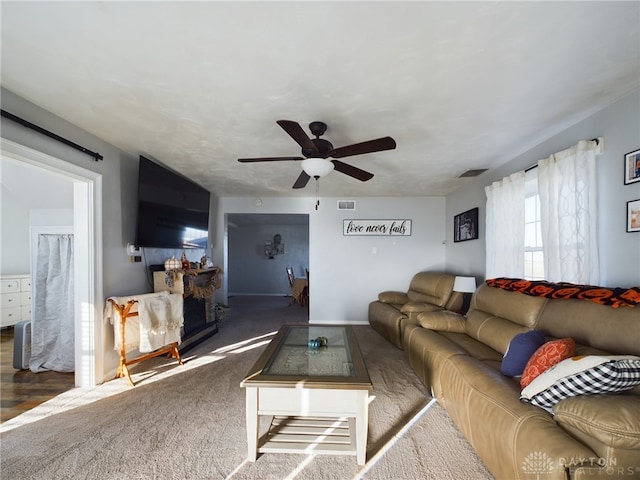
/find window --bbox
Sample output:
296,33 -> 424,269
524,170 -> 544,280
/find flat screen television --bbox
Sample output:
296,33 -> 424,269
135,155 -> 210,249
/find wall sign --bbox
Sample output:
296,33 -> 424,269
343,219 -> 412,236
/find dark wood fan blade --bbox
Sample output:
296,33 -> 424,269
331,160 -> 374,182
292,171 -> 311,189
277,120 -> 319,154
237,157 -> 304,163
329,136 -> 396,159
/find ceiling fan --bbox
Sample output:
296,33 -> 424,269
237,120 -> 397,189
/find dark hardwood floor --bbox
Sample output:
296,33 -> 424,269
1,327 -> 75,423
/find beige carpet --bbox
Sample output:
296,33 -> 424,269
0,296 -> 493,479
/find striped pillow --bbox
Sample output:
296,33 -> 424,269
520,357 -> 640,413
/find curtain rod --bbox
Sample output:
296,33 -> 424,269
1,109 -> 103,161
524,138 -> 599,173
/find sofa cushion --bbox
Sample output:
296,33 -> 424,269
377,291 -> 408,304
536,296 -> 640,356
520,338 -> 576,388
521,357 -> 640,412
469,283 -> 548,329
406,272 -> 455,307
417,310 -> 466,332
501,330 -> 546,377
553,395 -> 640,450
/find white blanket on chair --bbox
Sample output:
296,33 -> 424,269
104,291 -> 184,353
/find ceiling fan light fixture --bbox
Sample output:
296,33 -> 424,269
301,158 -> 334,178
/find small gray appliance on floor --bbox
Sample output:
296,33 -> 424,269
13,320 -> 31,370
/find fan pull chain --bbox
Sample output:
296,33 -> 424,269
315,177 -> 320,210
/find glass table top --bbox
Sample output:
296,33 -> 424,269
241,325 -> 371,388
264,325 -> 353,377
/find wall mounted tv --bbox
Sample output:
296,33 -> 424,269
135,155 -> 210,249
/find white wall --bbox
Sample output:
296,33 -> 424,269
1,157 -> 74,274
0,185 -> 31,274
445,89 -> 640,287
214,196 -> 447,324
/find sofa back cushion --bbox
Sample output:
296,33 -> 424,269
406,272 -> 456,307
465,283 -> 548,354
536,298 -> 640,356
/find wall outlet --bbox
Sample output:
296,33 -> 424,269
126,243 -> 141,255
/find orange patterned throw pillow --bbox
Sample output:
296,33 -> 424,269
520,338 -> 576,388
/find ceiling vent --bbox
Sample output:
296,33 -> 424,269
458,169 -> 488,178
337,200 -> 356,210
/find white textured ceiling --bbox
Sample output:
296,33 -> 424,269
1,1 -> 639,198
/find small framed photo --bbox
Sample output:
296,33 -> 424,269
454,207 -> 479,242
627,199 -> 640,233
624,149 -> 640,185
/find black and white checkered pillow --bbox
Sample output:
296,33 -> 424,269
522,359 -> 640,413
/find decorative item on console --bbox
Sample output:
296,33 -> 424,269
164,256 -> 181,271
181,251 -> 190,270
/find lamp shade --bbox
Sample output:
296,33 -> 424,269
453,276 -> 477,293
301,158 -> 334,178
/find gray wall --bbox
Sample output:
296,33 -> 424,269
445,89 -> 640,287
214,196 -> 447,323
1,88 -> 145,296
228,220 -> 309,295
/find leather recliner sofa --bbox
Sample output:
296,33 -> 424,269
368,271 -> 463,349
402,281 -> 640,480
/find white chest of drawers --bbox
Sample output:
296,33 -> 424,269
1,274 -> 31,328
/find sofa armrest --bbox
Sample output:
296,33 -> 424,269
417,310 -> 466,333
378,291 -> 409,304
553,394 -> 640,451
400,301 -> 441,314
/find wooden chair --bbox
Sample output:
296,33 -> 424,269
286,266 -> 295,287
287,267 -> 307,307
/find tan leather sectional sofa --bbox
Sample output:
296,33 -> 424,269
401,282 -> 640,480
368,271 -> 463,349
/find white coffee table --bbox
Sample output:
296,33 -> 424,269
240,325 -> 372,465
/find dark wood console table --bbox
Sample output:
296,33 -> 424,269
153,267 -> 222,351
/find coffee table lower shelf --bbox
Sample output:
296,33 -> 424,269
259,415 -> 357,457
244,386 -> 369,465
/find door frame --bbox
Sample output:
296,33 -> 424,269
1,138 -> 103,387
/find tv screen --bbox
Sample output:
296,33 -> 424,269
135,156 -> 210,249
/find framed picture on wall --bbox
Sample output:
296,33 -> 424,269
624,148 -> 640,185
627,199 -> 640,232
454,207 -> 479,242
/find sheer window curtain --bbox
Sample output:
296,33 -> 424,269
29,233 -> 75,373
538,139 -> 602,284
485,171 -> 526,278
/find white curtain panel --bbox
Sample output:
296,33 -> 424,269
30,234 -> 75,373
485,171 -> 526,279
538,139 -> 601,284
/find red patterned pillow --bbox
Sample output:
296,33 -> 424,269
520,338 -> 576,388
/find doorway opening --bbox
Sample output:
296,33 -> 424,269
225,213 -> 309,312
1,139 -> 103,387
